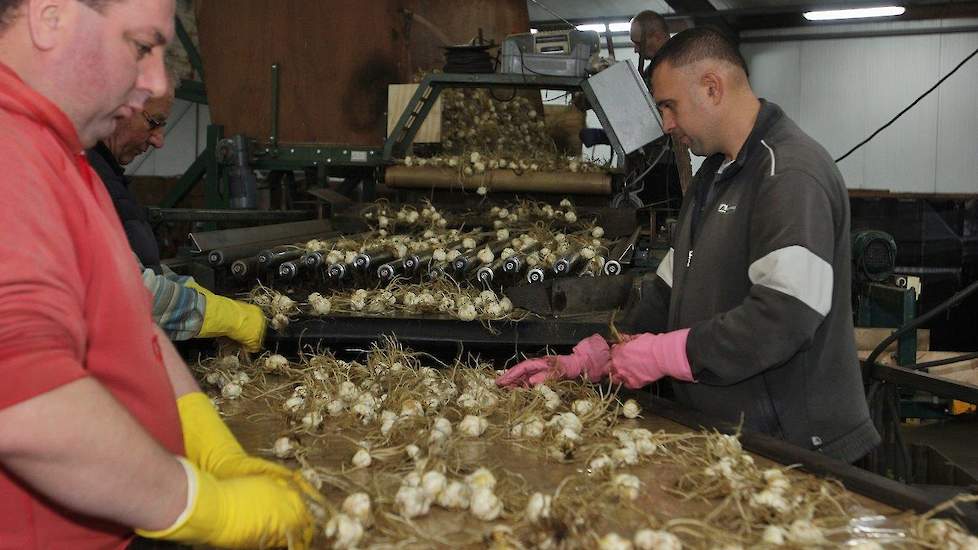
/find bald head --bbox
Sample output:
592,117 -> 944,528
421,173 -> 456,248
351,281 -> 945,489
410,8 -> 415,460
629,10 -> 669,60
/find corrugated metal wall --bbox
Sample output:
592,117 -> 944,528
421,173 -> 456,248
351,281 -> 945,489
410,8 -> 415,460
742,21 -> 978,194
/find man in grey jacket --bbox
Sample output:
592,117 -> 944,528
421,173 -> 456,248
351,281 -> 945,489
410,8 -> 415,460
498,28 -> 880,464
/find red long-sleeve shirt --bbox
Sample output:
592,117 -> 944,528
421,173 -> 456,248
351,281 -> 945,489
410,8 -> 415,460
0,62 -> 184,549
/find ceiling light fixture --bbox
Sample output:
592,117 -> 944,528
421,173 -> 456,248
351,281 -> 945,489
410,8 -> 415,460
803,6 -> 906,21
576,23 -> 607,33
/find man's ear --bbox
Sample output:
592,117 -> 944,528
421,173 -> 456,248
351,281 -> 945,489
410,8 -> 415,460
27,0 -> 68,51
701,71 -> 724,106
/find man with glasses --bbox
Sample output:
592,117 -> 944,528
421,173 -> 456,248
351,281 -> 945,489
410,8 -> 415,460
86,75 -> 267,352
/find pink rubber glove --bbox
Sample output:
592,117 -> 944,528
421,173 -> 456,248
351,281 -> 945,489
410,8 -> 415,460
609,329 -> 694,389
496,333 -> 611,387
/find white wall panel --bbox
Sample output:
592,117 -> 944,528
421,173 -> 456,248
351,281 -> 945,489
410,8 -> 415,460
860,34 -> 940,193
741,41 -> 801,120
935,32 -> 978,194
798,38 -> 870,188
743,26 -> 978,194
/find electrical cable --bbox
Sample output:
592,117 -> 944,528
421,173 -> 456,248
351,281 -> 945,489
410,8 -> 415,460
862,277 -> 978,482
866,278 -> 978,368
835,45 -> 978,163
910,351 -> 978,371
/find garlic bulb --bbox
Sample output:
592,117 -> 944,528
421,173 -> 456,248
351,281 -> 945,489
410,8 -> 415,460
221,382 -> 242,399
283,395 -> 305,412
351,448 -> 372,468
301,411 -> 324,430
432,417 -> 453,436
326,399 -> 346,417
523,418 -> 545,438
458,304 -> 477,322
633,529 -> 682,550
612,445 -> 639,466
272,437 -> 295,458
571,399 -> 594,416
598,533 -> 633,550
395,485 -> 431,519
477,247 -> 494,264
589,454 -> 614,473
308,292 -> 332,315
459,415 -> 488,437
462,237 -> 477,250
436,480 -> 471,509
622,399 -> 642,419
465,467 -> 496,491
421,471 -> 447,500
323,513 -> 364,550
405,444 -> 421,460
263,354 -> 290,373
400,399 -> 424,417
341,492 -> 373,527
525,492 -> 552,523
613,473 -> 641,500
470,487 -> 503,521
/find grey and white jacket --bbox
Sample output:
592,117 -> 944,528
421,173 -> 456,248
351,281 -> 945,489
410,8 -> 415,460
628,100 -> 880,463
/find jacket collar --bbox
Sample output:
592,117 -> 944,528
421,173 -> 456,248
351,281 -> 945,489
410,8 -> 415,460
91,141 -> 126,179
708,99 -> 783,183
0,61 -> 83,154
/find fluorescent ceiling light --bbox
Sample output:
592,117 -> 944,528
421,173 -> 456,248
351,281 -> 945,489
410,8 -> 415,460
608,22 -> 631,33
803,6 -> 905,21
576,23 -> 607,32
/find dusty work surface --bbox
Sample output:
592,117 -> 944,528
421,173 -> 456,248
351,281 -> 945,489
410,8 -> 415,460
200,342 -> 976,549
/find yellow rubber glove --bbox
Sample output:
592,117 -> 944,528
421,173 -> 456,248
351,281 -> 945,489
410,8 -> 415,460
137,458 -> 315,549
185,280 -> 266,352
178,392 -> 294,481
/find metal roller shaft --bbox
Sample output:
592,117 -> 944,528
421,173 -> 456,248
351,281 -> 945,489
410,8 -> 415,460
327,262 -> 349,281
278,260 -> 302,281
303,251 -> 325,269
257,246 -> 305,267
231,258 -> 258,280
354,248 -> 395,271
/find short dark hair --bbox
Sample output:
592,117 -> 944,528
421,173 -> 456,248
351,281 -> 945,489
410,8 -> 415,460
1,0 -> 118,32
631,10 -> 668,37
650,27 -> 748,77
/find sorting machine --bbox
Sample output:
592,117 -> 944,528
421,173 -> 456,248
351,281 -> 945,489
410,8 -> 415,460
161,3 -> 978,533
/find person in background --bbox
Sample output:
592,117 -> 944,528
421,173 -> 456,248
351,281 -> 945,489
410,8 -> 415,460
498,28 -> 880,464
0,0 -> 319,547
86,72 -> 266,351
629,9 -> 670,78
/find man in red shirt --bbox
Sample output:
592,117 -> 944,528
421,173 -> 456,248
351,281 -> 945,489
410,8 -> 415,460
0,1 -> 319,548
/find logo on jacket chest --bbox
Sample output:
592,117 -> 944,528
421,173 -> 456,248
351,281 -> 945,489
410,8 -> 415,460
717,203 -> 737,214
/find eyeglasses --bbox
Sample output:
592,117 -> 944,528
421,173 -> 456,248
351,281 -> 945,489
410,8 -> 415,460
142,111 -> 167,131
